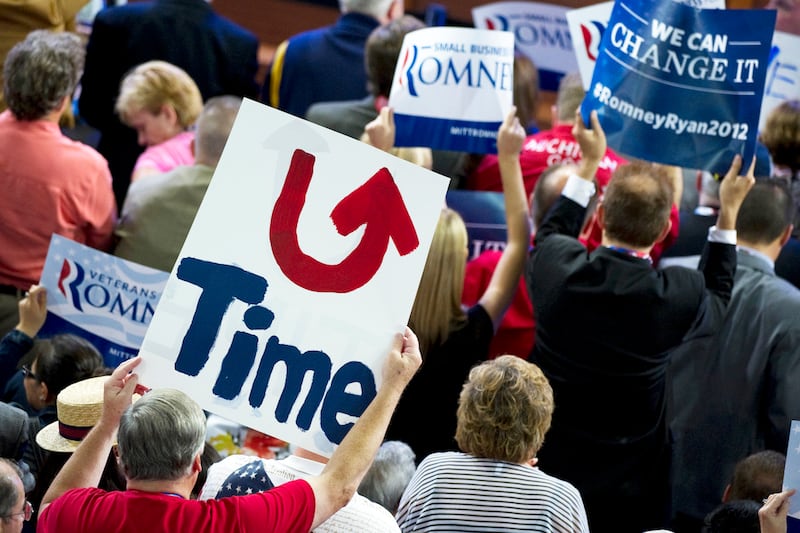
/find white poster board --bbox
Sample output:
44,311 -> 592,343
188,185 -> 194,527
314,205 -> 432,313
473,1 -> 577,91
137,99 -> 449,457
759,30 -> 800,133
388,26 -> 514,154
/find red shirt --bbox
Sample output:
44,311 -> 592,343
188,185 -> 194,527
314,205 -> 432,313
0,110 -> 116,289
38,482 -> 315,533
466,124 -> 626,198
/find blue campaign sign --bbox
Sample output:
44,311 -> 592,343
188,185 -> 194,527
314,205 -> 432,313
581,0 -> 775,176
446,190 -> 507,261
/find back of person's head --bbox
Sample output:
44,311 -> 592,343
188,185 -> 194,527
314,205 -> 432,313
456,355 -> 554,464
409,208 -> 468,354
3,30 -> 84,121
340,0 -> 396,20
117,388 -> 206,481
531,163 -> 576,231
601,162 -> 673,248
726,450 -> 785,503
194,95 -> 242,166
358,440 -> 416,514
513,53 -> 539,131
759,99 -> 800,176
0,459 -> 24,530
116,60 -> 203,129
30,334 -> 105,402
365,14 -> 425,97
555,71 -> 585,123
701,499 -> 761,533
735,178 -> 794,245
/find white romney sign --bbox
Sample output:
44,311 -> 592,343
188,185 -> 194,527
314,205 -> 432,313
137,99 -> 449,457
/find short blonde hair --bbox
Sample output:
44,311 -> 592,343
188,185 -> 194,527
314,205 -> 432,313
456,355 -> 554,463
408,208 -> 467,354
116,60 -> 203,128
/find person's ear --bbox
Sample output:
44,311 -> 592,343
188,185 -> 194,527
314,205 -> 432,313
159,104 -> 179,127
596,202 -> 606,230
780,224 -> 793,247
721,483 -> 732,503
550,104 -> 558,127
192,452 -> 202,474
38,381 -> 50,404
655,218 -> 673,244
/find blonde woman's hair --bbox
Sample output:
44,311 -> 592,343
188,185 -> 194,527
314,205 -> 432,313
456,355 -> 554,463
408,208 -> 468,354
115,60 -> 203,128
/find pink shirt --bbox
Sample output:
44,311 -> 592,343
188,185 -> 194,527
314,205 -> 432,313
132,130 -> 195,181
0,110 -> 116,289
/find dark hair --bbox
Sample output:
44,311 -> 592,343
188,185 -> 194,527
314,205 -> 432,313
728,450 -> 785,503
736,179 -> 794,244
513,53 -> 539,131
191,442 -> 222,499
366,15 -> 426,97
602,162 -> 673,247
702,500 -> 761,533
32,334 -> 105,401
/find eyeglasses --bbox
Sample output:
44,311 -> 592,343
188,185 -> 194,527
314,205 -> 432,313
21,365 -> 40,382
2,500 -> 33,522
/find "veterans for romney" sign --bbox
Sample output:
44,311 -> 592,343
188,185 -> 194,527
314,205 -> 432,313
137,100 -> 449,457
581,0 -> 775,176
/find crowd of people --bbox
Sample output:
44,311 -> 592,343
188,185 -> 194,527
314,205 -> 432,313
1,0 -> 800,532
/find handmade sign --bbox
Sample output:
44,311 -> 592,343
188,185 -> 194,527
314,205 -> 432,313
38,235 -> 169,368
472,1 -> 576,91
137,99 -> 449,457
388,27 -> 514,154
580,0 -> 775,176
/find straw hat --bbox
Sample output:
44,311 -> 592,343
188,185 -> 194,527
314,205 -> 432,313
36,375 -> 140,453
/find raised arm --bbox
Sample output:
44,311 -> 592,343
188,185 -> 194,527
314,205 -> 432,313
478,107 -> 533,328
306,328 -> 422,529
534,109 -> 606,244
40,357 -> 141,515
0,286 -> 47,388
698,155 -> 755,299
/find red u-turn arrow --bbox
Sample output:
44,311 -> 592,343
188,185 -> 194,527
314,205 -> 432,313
270,149 -> 420,293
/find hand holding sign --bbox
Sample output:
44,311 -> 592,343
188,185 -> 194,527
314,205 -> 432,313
716,154 -> 756,231
758,489 -> 796,533
364,107 -> 396,153
381,327 -> 422,395
17,284 -> 47,338
572,109 -> 607,181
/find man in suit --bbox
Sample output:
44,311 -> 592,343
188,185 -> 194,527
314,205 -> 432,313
668,179 -> 800,532
78,0 -> 259,209
264,0 -> 402,120
526,110 -> 755,533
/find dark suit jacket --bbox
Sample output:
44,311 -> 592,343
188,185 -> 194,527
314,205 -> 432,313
78,0 -> 259,208
668,249 -> 800,523
526,195 -> 735,533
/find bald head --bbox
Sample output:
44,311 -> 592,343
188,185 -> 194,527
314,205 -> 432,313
531,163 -> 577,232
194,96 -> 242,167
